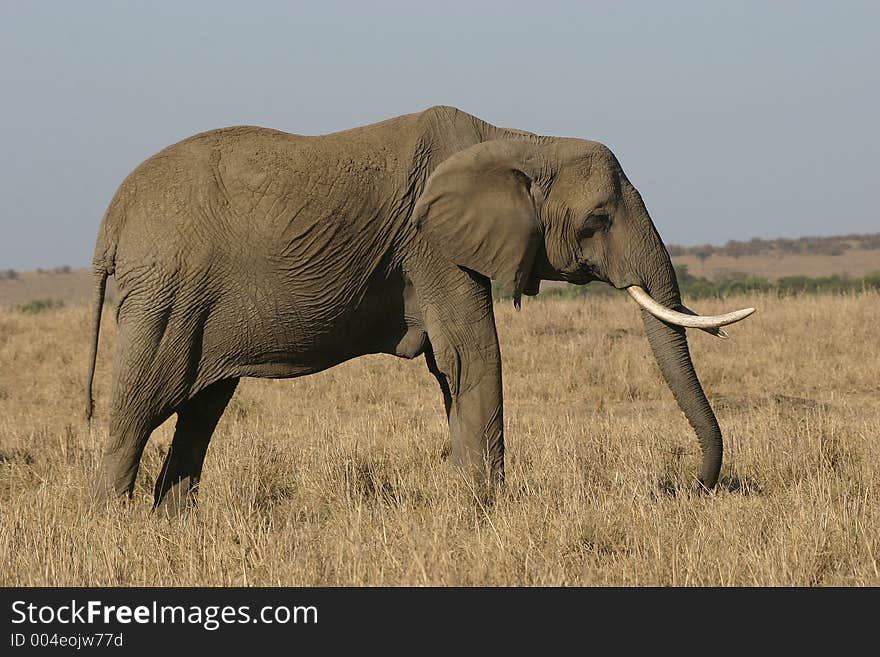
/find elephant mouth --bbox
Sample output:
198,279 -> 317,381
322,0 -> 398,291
625,285 -> 755,338
560,266 -> 602,285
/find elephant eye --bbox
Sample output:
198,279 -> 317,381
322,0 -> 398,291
579,211 -> 611,238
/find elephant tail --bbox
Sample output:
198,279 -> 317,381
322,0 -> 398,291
84,266 -> 108,423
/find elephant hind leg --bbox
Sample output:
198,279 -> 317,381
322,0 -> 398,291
96,300 -> 207,505
97,415 -> 160,503
97,385 -> 181,505
153,378 -> 239,515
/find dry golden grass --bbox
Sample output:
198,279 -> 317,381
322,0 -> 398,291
0,269 -> 98,307
0,293 -> 878,586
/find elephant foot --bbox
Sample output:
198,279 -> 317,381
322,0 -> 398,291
90,463 -> 136,511
153,477 -> 200,518
477,478 -> 504,508
452,460 -> 504,508
690,477 -> 717,496
89,485 -> 133,513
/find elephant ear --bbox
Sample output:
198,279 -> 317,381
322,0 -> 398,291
411,140 -> 544,306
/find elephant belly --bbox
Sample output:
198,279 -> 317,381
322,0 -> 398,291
229,321 -> 427,380
222,271 -> 427,379
239,330 -> 426,378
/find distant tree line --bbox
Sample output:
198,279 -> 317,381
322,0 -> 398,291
672,265 -> 880,298
495,265 -> 880,301
0,266 -> 72,279
666,233 -> 880,260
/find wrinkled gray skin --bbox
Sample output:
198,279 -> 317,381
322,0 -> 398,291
86,106 -> 723,513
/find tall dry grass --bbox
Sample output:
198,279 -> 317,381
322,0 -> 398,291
0,292 -> 878,585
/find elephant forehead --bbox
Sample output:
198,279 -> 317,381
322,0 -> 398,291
551,155 -> 619,209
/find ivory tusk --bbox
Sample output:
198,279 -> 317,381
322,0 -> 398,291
626,286 -> 755,331
677,304 -> 729,339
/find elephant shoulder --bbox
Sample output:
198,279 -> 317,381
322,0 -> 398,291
415,105 -> 490,145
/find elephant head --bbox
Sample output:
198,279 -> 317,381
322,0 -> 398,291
412,136 -> 754,489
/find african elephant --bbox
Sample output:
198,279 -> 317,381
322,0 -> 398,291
85,105 -> 753,513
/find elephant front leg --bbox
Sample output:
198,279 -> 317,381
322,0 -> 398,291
426,326 -> 505,489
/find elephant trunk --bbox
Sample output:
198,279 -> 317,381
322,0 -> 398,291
641,311 -> 722,488
625,224 -> 723,489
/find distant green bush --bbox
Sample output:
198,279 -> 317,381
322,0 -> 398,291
16,299 -> 65,314
538,282 -> 619,299
675,266 -> 880,299
492,280 -> 620,301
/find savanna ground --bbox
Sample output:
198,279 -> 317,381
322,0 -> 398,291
0,292 -> 878,586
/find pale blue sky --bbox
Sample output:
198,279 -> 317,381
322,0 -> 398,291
1,1 -> 877,269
